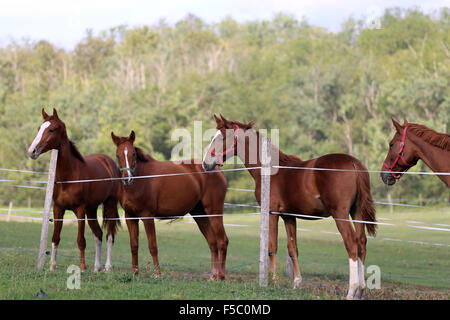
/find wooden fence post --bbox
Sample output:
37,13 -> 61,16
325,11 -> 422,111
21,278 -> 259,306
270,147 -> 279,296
259,137 -> 271,287
37,149 -> 58,269
387,191 -> 394,214
7,201 -> 13,222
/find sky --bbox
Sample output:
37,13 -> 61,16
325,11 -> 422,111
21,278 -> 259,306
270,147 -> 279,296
0,0 -> 448,49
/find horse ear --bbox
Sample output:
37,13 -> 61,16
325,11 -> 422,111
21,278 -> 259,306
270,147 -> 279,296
220,114 -> 234,129
42,108 -> 50,120
246,120 -> 256,129
111,132 -> 120,145
391,117 -> 403,133
220,114 -> 228,123
214,114 -> 223,127
52,108 -> 59,119
129,130 -> 136,143
403,119 -> 409,126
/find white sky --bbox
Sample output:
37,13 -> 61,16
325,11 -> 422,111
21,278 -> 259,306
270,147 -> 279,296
0,0 -> 448,49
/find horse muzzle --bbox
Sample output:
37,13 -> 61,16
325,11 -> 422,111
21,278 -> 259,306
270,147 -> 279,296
122,177 -> 134,187
202,161 -> 217,172
380,172 -> 396,186
28,147 -> 41,160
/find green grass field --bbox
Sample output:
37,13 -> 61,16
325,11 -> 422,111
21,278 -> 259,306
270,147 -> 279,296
0,205 -> 449,300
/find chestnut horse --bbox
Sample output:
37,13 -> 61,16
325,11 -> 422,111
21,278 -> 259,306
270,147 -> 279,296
381,118 -> 450,200
111,131 -> 229,280
202,115 -> 377,299
28,108 -> 121,272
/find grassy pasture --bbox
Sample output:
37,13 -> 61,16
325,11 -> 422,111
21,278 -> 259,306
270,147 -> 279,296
0,205 -> 449,300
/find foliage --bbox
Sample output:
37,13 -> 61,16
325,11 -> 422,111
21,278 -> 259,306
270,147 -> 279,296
0,8 -> 448,206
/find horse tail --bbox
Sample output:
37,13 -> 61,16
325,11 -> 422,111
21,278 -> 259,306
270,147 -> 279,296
102,157 -> 121,238
102,197 -> 121,239
354,162 -> 377,237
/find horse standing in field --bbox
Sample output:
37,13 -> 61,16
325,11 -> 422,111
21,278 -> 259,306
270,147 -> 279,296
202,115 -> 377,299
381,118 -> 450,200
28,108 -> 121,272
111,131 -> 229,280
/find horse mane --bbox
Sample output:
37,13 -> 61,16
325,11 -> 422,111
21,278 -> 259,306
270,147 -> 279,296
278,151 -> 303,165
230,121 -> 303,166
220,119 -> 255,131
68,140 -> 85,163
408,123 -> 450,152
135,147 -> 155,162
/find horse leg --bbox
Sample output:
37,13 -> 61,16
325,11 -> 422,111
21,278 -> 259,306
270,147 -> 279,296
282,216 -> 302,288
103,197 -> 119,272
125,213 -> 139,274
333,217 -> 359,300
203,208 -> 228,281
269,213 -> 279,282
143,218 -> 160,277
192,215 -> 219,281
50,205 -> 65,271
75,207 -> 87,271
353,216 -> 368,298
86,208 -> 103,272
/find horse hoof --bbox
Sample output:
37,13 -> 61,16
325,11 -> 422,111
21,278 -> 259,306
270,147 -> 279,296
94,266 -> 102,273
354,287 -> 365,300
209,274 -> 219,281
346,290 -> 360,300
293,277 -> 302,289
104,264 -> 112,272
49,264 -> 56,271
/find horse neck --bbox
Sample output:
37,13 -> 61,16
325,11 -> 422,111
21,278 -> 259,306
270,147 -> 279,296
410,134 -> 450,187
237,130 -> 282,182
55,138 -> 83,182
134,158 -> 151,175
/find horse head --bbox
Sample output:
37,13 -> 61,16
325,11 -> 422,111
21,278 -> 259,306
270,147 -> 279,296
380,118 -> 418,185
111,131 -> 138,186
28,108 -> 67,160
202,114 -> 255,171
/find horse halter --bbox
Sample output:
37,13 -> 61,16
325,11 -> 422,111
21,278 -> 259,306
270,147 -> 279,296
383,126 -> 414,180
119,153 -> 137,175
207,125 -> 240,167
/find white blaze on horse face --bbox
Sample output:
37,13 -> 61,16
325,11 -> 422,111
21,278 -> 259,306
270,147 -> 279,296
28,121 -> 51,156
203,130 -> 222,164
124,148 -> 132,181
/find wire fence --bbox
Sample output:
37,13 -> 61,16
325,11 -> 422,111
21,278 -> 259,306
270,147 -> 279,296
0,161 -> 449,297
0,163 -> 449,228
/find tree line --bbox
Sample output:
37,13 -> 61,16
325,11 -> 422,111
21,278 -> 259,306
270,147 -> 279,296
0,7 -> 449,207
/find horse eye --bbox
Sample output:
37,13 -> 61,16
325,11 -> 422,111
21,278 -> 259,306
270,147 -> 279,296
49,129 -> 54,133
389,143 -> 394,149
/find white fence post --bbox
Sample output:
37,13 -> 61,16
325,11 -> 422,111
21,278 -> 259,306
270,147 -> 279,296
259,137 -> 271,287
37,149 -> 58,269
7,201 -> 12,222
387,191 -> 394,214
